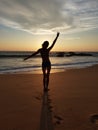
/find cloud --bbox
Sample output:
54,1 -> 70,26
0,0 -> 98,34
65,37 -> 80,40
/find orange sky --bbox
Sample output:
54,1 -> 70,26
0,28 -> 98,52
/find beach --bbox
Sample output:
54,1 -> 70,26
0,65 -> 98,130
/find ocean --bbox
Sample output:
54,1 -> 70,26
0,51 -> 98,74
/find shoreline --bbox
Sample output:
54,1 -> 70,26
0,64 -> 98,130
0,63 -> 98,75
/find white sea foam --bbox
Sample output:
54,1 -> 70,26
0,52 -> 98,74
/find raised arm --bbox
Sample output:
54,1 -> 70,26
48,32 -> 60,51
24,49 -> 40,61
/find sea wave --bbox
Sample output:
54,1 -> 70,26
0,60 -> 98,74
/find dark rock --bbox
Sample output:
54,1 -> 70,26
66,52 -> 92,57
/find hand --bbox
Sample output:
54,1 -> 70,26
57,32 -> 60,37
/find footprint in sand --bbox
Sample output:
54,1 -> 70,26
54,115 -> 63,121
33,92 -> 43,101
54,115 -> 63,125
34,96 -> 41,100
90,114 -> 98,123
33,95 -> 42,101
48,105 -> 53,112
47,98 -> 52,103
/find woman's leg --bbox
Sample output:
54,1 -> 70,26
46,67 -> 51,89
42,62 -> 51,91
42,67 -> 47,91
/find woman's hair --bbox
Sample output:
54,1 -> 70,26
42,41 -> 49,48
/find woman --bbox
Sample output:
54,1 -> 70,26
24,32 -> 60,91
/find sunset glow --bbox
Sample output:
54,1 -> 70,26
0,0 -> 98,51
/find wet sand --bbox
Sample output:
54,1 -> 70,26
0,65 -> 98,130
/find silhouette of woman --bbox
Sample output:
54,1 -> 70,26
24,32 -> 60,91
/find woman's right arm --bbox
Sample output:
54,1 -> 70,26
48,32 -> 60,51
24,49 -> 40,61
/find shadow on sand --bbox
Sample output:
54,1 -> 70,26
39,91 -> 54,130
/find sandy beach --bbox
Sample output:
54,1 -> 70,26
0,65 -> 98,130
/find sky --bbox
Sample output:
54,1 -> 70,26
0,0 -> 98,51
